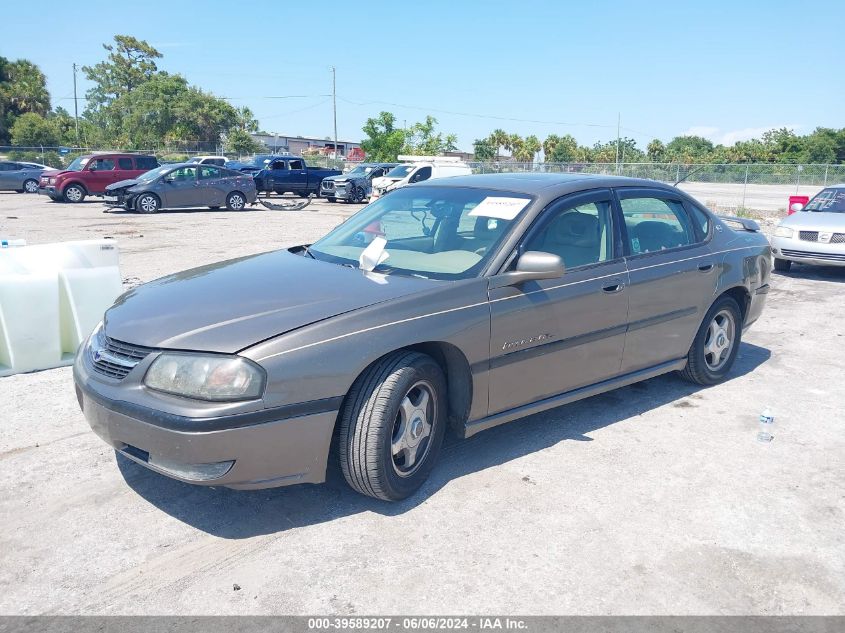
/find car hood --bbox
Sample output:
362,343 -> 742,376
106,178 -> 142,192
103,249 -> 438,353
781,211 -> 845,230
373,176 -> 403,187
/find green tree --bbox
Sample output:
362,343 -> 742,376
488,129 -> 509,159
404,115 -> 458,155
233,106 -> 259,133
546,134 -> 579,162
83,35 -> 162,111
513,134 -> 541,163
10,112 -> 59,147
473,138 -> 495,161
361,111 -> 407,161
762,128 -> 806,163
646,139 -> 666,162
224,129 -> 263,155
0,57 -> 51,143
665,135 -> 715,163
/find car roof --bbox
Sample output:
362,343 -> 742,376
423,172 -> 676,195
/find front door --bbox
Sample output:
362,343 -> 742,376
615,187 -> 716,373
487,189 -> 629,415
161,166 -> 199,207
85,157 -> 117,194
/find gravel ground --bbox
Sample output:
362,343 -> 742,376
0,191 -> 843,615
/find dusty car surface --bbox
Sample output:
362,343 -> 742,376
74,174 -> 771,500
771,184 -> 845,270
104,163 -> 257,213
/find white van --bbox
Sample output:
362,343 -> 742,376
370,155 -> 471,199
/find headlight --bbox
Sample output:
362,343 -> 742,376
774,226 -> 793,238
144,353 -> 266,401
87,321 -> 105,362
49,178 -> 56,185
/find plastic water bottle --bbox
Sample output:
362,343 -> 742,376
757,407 -> 774,443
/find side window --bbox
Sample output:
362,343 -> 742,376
169,166 -> 197,181
90,158 -> 115,171
199,166 -> 221,180
619,196 -> 697,255
270,160 -> 287,170
371,168 -> 384,179
136,156 -> 158,170
0,163 -> 11,171
289,159 -> 304,170
411,166 -> 432,183
523,198 -> 614,270
685,202 -> 711,238
117,157 -> 133,170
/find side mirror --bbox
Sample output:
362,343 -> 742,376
789,202 -> 804,214
490,251 -> 565,289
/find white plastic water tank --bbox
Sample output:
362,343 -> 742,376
0,239 -> 122,376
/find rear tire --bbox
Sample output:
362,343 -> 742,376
339,351 -> 447,501
63,184 -> 86,203
774,258 -> 791,272
680,295 -> 742,386
226,191 -> 246,210
135,193 -> 160,214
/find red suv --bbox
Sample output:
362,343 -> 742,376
39,153 -> 159,203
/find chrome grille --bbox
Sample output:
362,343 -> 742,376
92,336 -> 154,379
799,231 -> 819,242
322,180 -> 335,191
781,248 -> 845,262
832,233 -> 845,244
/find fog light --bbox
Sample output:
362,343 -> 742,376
148,455 -> 234,481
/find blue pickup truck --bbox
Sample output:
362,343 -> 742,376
237,155 -> 342,197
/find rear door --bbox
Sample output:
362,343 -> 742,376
287,159 -> 308,191
615,187 -> 715,373
115,156 -> 137,181
487,189 -> 629,414
197,165 -> 227,206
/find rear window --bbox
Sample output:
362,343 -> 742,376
135,156 -> 159,170
805,188 -> 845,213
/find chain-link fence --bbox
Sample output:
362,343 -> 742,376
470,161 -> 845,188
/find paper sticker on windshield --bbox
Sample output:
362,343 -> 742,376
468,197 -> 530,220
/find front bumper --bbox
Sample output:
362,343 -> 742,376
38,186 -> 58,198
771,235 -> 845,267
74,353 -> 338,490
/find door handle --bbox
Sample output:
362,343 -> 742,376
698,263 -> 714,272
602,282 -> 625,293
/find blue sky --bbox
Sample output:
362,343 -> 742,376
2,0 -> 842,151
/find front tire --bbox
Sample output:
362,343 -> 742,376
327,197 -> 336,203
680,295 -> 742,386
23,179 -> 38,194
63,184 -> 86,203
339,351 -> 447,501
226,191 -> 246,210
135,193 -> 160,214
774,258 -> 791,272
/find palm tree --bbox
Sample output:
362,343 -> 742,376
488,128 -> 509,160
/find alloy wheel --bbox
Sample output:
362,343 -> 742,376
703,309 -> 735,371
390,380 -> 436,477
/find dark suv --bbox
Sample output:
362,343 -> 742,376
39,153 -> 159,203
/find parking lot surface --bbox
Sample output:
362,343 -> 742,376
1,192 -> 843,615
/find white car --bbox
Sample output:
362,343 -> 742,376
771,184 -> 845,271
370,156 -> 471,199
186,156 -> 227,166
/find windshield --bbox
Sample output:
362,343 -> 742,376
345,166 -> 374,177
136,166 -> 170,183
66,156 -> 90,172
805,188 -> 845,213
248,155 -> 275,168
385,165 -> 414,179
310,186 -> 533,280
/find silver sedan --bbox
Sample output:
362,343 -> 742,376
0,160 -> 46,193
771,184 -> 845,271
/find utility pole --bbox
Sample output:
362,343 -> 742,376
330,66 -> 338,159
615,112 -> 621,175
72,63 -> 80,147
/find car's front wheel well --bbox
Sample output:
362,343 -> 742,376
335,342 -> 472,442
719,286 -> 751,325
